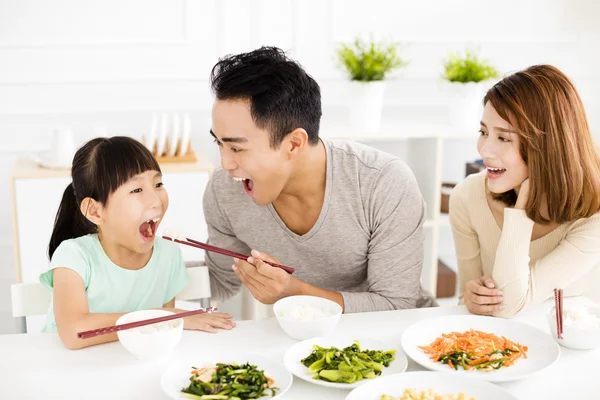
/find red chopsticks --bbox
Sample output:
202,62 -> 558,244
554,288 -> 563,339
77,307 -> 217,339
163,235 -> 295,274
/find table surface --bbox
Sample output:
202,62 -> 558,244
1,298 -> 598,400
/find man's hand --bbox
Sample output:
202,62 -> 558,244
232,250 -> 300,304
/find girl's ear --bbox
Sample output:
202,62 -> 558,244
80,197 -> 103,225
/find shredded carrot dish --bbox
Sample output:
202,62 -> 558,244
418,329 -> 528,372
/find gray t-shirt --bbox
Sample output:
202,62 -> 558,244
203,139 -> 436,313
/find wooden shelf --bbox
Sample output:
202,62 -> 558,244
11,155 -> 212,179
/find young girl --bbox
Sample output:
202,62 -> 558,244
41,136 -> 235,349
450,65 -> 600,318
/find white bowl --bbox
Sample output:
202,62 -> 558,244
116,309 -> 183,360
546,305 -> 600,350
273,295 -> 342,340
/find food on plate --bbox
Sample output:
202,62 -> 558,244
418,329 -> 528,371
381,388 -> 475,400
278,304 -> 333,321
300,340 -> 395,383
181,362 -> 277,399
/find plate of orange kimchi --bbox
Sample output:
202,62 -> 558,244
401,315 -> 560,382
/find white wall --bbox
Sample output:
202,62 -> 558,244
1,0 -> 599,267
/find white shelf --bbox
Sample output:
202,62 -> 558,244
320,119 -> 463,295
425,215 -> 450,228
320,107 -> 476,141
439,214 -> 450,227
438,253 -> 458,273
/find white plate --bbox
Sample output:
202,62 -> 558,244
283,336 -> 408,390
161,353 -> 292,399
168,113 -> 180,157
401,315 -> 560,382
345,371 -> 518,400
157,112 -> 169,157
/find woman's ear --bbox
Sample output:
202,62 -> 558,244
80,197 -> 103,225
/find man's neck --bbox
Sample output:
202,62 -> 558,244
271,140 -> 327,236
278,140 -> 327,204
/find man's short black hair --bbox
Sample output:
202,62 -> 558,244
210,46 -> 322,148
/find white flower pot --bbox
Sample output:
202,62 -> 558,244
443,81 -> 487,131
348,80 -> 386,134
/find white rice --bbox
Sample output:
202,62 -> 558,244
279,305 -> 332,321
123,318 -> 182,335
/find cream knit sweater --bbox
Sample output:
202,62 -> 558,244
449,171 -> 600,318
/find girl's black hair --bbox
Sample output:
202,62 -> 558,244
48,136 -> 161,259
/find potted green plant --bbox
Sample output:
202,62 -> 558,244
441,48 -> 499,129
336,37 -> 408,133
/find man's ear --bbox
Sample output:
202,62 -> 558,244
80,197 -> 103,225
286,128 -> 309,159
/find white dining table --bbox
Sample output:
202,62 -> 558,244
0,298 -> 598,400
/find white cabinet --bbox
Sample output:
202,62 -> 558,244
10,157 -> 212,331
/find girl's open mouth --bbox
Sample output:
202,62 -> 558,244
139,218 -> 160,241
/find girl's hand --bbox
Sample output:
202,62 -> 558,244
184,312 -> 235,333
463,276 -> 504,316
515,178 -> 530,209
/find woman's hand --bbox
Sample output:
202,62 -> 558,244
463,275 -> 504,316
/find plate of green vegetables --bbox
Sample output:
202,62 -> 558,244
283,336 -> 408,389
161,353 -> 292,399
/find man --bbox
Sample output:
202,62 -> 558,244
204,46 -> 435,313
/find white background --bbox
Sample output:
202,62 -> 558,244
1,0 -> 599,331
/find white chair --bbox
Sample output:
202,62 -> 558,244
184,260 -> 271,320
176,265 -> 212,309
11,282 -> 51,333
10,265 -> 212,333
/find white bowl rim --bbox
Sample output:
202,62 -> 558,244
546,305 -> 600,334
115,309 -> 183,331
273,295 -> 343,320
546,304 -> 600,320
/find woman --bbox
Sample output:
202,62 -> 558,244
449,64 -> 600,318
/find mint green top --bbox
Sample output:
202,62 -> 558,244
39,234 -> 189,332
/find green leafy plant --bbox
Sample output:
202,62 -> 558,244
443,49 -> 498,83
336,37 -> 408,82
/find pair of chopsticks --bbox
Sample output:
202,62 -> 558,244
77,307 -> 217,339
554,288 -> 563,339
163,235 -> 295,275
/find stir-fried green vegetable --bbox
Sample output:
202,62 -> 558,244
181,362 -> 278,400
300,340 -> 395,384
438,348 -> 520,371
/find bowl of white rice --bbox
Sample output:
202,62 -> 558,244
116,309 -> 183,360
273,295 -> 342,340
